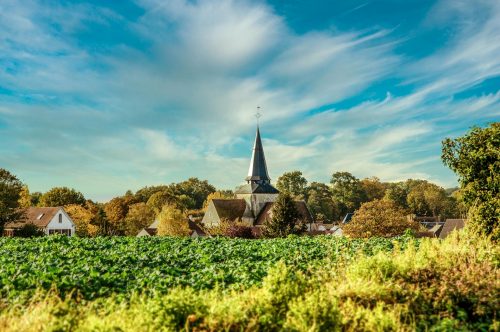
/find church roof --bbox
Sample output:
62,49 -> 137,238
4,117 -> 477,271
234,182 -> 279,194
211,199 -> 248,221
246,127 -> 271,183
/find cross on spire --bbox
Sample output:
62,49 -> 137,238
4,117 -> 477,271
255,107 -> 262,126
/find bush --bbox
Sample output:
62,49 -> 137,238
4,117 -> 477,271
14,224 -> 45,237
344,199 -> 421,238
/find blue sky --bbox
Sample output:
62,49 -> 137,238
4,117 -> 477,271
0,0 -> 498,201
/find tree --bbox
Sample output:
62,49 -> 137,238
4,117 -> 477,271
172,178 -> 216,210
40,187 -> 86,207
360,177 -> 387,202
276,171 -> 308,199
124,203 -> 155,236
65,204 -> 98,237
306,182 -> 336,223
18,185 -> 32,208
442,123 -> 499,240
146,191 -> 177,214
262,192 -> 306,238
0,168 -> 24,234
103,197 -> 129,235
343,199 -> 421,238
157,205 -> 190,236
30,192 -> 42,206
330,172 -> 366,218
384,182 -> 410,209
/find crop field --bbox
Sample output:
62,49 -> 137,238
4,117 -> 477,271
0,235 -> 412,300
0,233 -> 498,331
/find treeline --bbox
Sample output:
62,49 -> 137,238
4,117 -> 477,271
1,177 -> 216,236
275,171 -> 464,223
2,167 -> 462,237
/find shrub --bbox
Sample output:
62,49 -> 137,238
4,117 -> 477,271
14,224 -> 45,237
343,199 -> 421,238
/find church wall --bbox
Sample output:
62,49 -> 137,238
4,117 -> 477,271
201,202 -> 221,227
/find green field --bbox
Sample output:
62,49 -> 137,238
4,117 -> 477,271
0,233 -> 498,331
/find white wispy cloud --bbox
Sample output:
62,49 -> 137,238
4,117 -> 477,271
0,0 -> 498,200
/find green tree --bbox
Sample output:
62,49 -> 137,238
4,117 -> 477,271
442,123 -> 500,240
263,192 -> 306,238
40,187 -> 86,207
343,199 -> 421,238
330,172 -> 366,218
0,169 -> 24,233
157,205 -> 190,236
124,203 -> 155,236
18,185 -> 32,208
30,192 -> 42,206
146,190 -> 178,214
171,178 -> 216,210
306,182 -> 336,223
276,171 -> 308,200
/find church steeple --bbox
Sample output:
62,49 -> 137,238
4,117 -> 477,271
246,126 -> 271,184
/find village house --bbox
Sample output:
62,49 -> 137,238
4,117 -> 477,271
202,126 -> 313,230
3,207 -> 76,236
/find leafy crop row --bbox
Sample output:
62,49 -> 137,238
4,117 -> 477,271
0,235 -> 416,300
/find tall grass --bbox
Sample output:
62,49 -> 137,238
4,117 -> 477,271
1,231 -> 498,331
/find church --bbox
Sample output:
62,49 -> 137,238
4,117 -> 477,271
202,126 -> 313,230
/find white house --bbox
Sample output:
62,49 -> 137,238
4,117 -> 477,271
3,207 -> 76,236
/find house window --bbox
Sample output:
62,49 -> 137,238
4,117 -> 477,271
59,214 -> 62,223
48,229 -> 71,236
37,213 -> 44,220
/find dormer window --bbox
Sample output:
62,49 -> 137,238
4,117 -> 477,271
37,214 -> 44,220
59,214 -> 62,223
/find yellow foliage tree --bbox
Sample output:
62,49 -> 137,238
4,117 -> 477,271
343,199 -> 421,238
65,204 -> 99,237
18,185 -> 32,208
157,205 -> 190,237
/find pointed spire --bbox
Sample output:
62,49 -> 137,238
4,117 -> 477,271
245,126 -> 271,184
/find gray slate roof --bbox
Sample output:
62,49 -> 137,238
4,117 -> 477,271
246,127 -> 271,183
439,219 -> 466,239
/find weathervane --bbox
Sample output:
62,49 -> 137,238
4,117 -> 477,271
255,106 -> 262,126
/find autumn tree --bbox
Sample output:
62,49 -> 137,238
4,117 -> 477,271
442,123 -> 500,240
360,177 -> 387,201
64,204 -> 98,237
276,171 -> 308,200
0,168 -> 24,233
124,203 -> 155,236
343,199 -> 421,238
306,182 -> 336,223
18,185 -> 32,208
262,192 -> 306,238
157,205 -> 190,236
40,187 -> 86,207
103,197 -> 129,235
